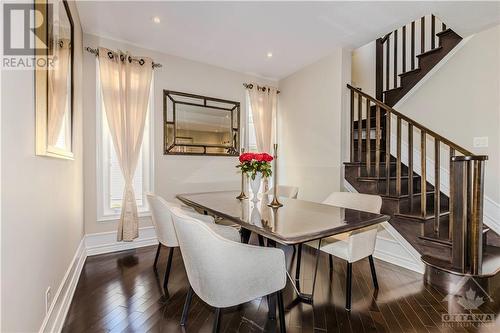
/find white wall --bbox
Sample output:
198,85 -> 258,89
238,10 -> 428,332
395,25 -> 500,205
278,49 -> 352,202
351,40 -> 376,96
83,34 -> 277,234
0,2 -> 84,332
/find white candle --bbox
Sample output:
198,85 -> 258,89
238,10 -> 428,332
275,94 -> 279,145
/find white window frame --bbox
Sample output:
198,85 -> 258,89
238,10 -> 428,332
96,64 -> 154,222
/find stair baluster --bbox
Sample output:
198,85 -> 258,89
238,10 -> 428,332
350,89 -> 354,162
366,99 -> 371,175
375,106 -> 381,178
420,131 -> 427,218
421,16 -> 425,54
434,140 -> 441,235
385,111 -> 391,195
408,124 -> 414,208
357,94 -> 362,163
411,21 -> 415,70
396,117 -> 402,196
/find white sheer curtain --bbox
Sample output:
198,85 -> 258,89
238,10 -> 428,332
247,84 -> 278,153
98,47 -> 153,241
47,38 -> 71,146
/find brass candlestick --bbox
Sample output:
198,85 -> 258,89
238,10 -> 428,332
268,144 -> 283,208
236,148 -> 248,200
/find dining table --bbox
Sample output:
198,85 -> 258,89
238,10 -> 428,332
176,190 -> 390,309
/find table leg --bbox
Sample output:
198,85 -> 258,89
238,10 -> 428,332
286,240 -> 322,304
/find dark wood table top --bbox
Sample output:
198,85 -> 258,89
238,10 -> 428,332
176,191 -> 390,245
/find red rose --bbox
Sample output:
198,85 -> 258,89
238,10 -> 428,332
262,153 -> 273,162
254,153 -> 264,162
239,152 -> 255,163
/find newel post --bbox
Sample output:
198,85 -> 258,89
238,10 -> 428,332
449,155 -> 488,275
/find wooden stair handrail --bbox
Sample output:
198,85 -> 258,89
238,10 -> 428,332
347,84 -> 474,156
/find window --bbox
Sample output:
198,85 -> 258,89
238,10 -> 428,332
96,66 -> 154,221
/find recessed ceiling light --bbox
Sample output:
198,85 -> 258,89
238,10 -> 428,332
267,52 -> 273,58
153,16 -> 161,24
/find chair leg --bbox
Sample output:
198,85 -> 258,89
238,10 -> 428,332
368,255 -> 379,289
153,243 -> 161,271
258,234 -> 265,247
163,247 -> 174,292
268,294 -> 276,320
277,291 -> 286,333
345,262 -> 352,311
180,287 -> 194,326
212,308 -> 221,333
295,244 -> 302,281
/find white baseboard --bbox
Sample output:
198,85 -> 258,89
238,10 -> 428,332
85,226 -> 158,256
344,180 -> 425,274
39,239 -> 87,333
38,226 -> 159,332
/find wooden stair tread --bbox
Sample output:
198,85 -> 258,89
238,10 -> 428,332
357,174 -> 417,182
382,86 -> 402,94
416,46 -> 443,58
418,235 -> 452,247
398,68 -> 421,78
436,28 -> 455,37
379,189 -> 436,200
395,210 -> 450,221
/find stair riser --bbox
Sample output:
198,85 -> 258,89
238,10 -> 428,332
353,150 -> 396,163
398,194 -> 449,214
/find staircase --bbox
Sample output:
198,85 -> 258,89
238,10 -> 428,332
375,14 -> 463,106
344,84 -> 499,290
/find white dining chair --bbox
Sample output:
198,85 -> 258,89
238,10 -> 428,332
146,193 -> 240,293
300,192 -> 382,311
170,207 -> 287,333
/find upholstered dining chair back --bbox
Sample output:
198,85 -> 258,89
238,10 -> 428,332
322,192 -> 382,263
171,207 -> 286,309
323,192 -> 382,214
146,193 -> 180,248
267,185 -> 299,199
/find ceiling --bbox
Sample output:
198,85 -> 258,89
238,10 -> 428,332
76,1 -> 500,80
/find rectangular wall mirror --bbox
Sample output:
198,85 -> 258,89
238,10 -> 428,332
164,91 -> 240,156
35,0 -> 74,159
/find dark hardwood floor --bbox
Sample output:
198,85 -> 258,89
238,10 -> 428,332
63,238 -> 500,332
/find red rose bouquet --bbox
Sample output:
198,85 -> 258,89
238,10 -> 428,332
237,152 -> 273,180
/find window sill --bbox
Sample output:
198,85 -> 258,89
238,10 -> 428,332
97,211 -> 152,223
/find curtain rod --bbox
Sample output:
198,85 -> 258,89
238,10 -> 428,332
243,83 -> 280,94
85,47 -> 162,69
